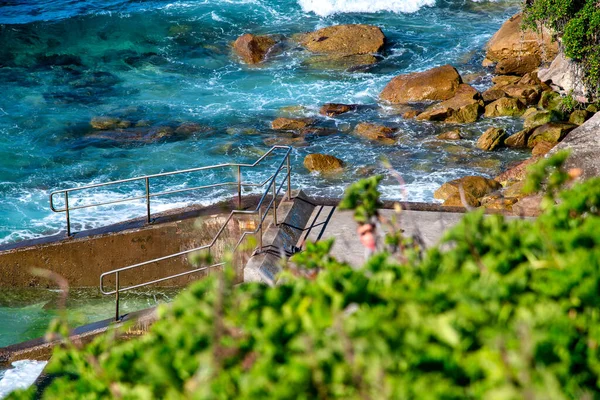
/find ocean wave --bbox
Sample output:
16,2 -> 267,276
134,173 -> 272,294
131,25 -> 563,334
296,0 -> 437,16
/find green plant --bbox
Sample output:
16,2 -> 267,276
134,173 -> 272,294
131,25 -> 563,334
9,156 -> 600,399
523,0 -> 600,98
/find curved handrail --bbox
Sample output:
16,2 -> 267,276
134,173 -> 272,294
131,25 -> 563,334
49,145 -> 292,236
98,146 -> 293,320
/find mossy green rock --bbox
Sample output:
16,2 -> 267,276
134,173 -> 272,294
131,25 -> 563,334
538,91 -> 563,112
527,122 -> 577,148
523,109 -> 562,129
569,110 -> 590,125
484,97 -> 526,117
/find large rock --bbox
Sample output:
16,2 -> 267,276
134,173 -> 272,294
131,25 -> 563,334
90,116 -> 131,130
569,110 -> 590,125
354,123 -> 396,144
434,176 -> 502,201
271,117 -> 314,130
538,52 -> 588,101
523,109 -> 562,129
380,64 -> 462,104
297,24 -> 385,56
442,192 -> 480,208
303,153 -> 344,173
233,34 -> 278,64
476,127 -> 507,151
502,84 -> 541,105
527,122 -> 577,148
484,13 -> 558,75
416,84 -> 484,123
484,97 -> 526,117
302,54 -> 378,71
548,112 -> 600,180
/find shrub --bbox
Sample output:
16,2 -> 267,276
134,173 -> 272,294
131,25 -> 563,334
9,153 -> 600,399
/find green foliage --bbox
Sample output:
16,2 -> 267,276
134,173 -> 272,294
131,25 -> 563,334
9,169 -> 600,399
338,175 -> 383,223
523,0 -> 600,98
523,149 -> 571,208
560,91 -> 579,113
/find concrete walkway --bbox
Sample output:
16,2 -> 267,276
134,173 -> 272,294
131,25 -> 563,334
298,206 -> 465,267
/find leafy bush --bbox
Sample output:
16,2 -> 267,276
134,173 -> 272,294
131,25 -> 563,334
523,0 -> 600,98
10,154 -> 600,399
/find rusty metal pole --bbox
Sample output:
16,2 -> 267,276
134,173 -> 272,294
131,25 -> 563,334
258,208 -> 263,250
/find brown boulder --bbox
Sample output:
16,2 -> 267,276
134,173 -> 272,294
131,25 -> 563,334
442,192 -> 480,208
354,123 -> 396,144
298,24 -> 385,56
531,140 -> 556,156
416,84 -> 484,123
437,129 -> 463,140
502,84 -> 541,105
380,64 -> 462,104
233,34 -> 277,64
320,103 -> 357,117
476,127 -> 507,151
484,13 -> 558,75
512,195 -> 543,217
527,122 -> 577,148
523,109 -> 562,129
495,156 -> 541,185
403,109 -> 420,119
303,153 -> 344,173
504,128 -> 533,148
492,75 -> 521,86
302,54 -> 378,70
271,117 -> 314,130
434,176 -> 502,201
482,86 -> 507,103
484,97 -> 526,117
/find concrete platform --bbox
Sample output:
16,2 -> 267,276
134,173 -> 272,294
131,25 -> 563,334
299,207 -> 465,267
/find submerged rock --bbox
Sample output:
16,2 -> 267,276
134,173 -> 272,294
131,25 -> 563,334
271,117 -> 314,130
297,24 -> 385,57
437,130 -> 463,140
233,33 -> 278,64
90,116 -> 131,130
380,64 -> 462,104
434,176 -> 501,201
304,153 -> 344,173
416,84 -> 484,123
354,123 -> 396,144
476,127 -> 507,151
86,126 -> 175,143
319,103 -> 357,117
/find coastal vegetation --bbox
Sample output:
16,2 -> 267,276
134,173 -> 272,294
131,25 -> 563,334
10,152 -> 600,399
523,0 -> 600,98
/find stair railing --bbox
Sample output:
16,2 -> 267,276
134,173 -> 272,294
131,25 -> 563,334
95,146 -> 292,320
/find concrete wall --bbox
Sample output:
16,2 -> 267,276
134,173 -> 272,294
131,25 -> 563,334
0,211 -> 257,288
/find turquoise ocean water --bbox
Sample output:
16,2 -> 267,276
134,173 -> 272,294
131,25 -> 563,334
0,0 -> 526,245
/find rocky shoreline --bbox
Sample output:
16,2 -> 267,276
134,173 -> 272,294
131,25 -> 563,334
85,12 -> 596,214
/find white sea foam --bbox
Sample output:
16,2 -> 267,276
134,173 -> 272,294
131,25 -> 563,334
297,0 -> 436,16
0,360 -> 47,399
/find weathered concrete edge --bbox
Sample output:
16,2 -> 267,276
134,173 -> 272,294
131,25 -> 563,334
0,306 -> 159,367
244,190 -> 315,285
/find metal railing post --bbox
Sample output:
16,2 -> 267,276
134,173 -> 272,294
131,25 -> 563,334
258,208 -> 263,250
286,155 -> 292,201
64,192 -> 71,237
272,180 -> 277,226
115,271 -> 120,321
237,166 -> 242,209
145,177 -> 151,224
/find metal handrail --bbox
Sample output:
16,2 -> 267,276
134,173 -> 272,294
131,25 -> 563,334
50,145 -> 292,236
98,145 -> 293,320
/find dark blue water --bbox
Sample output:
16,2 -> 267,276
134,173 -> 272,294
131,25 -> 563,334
0,0 -> 525,243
